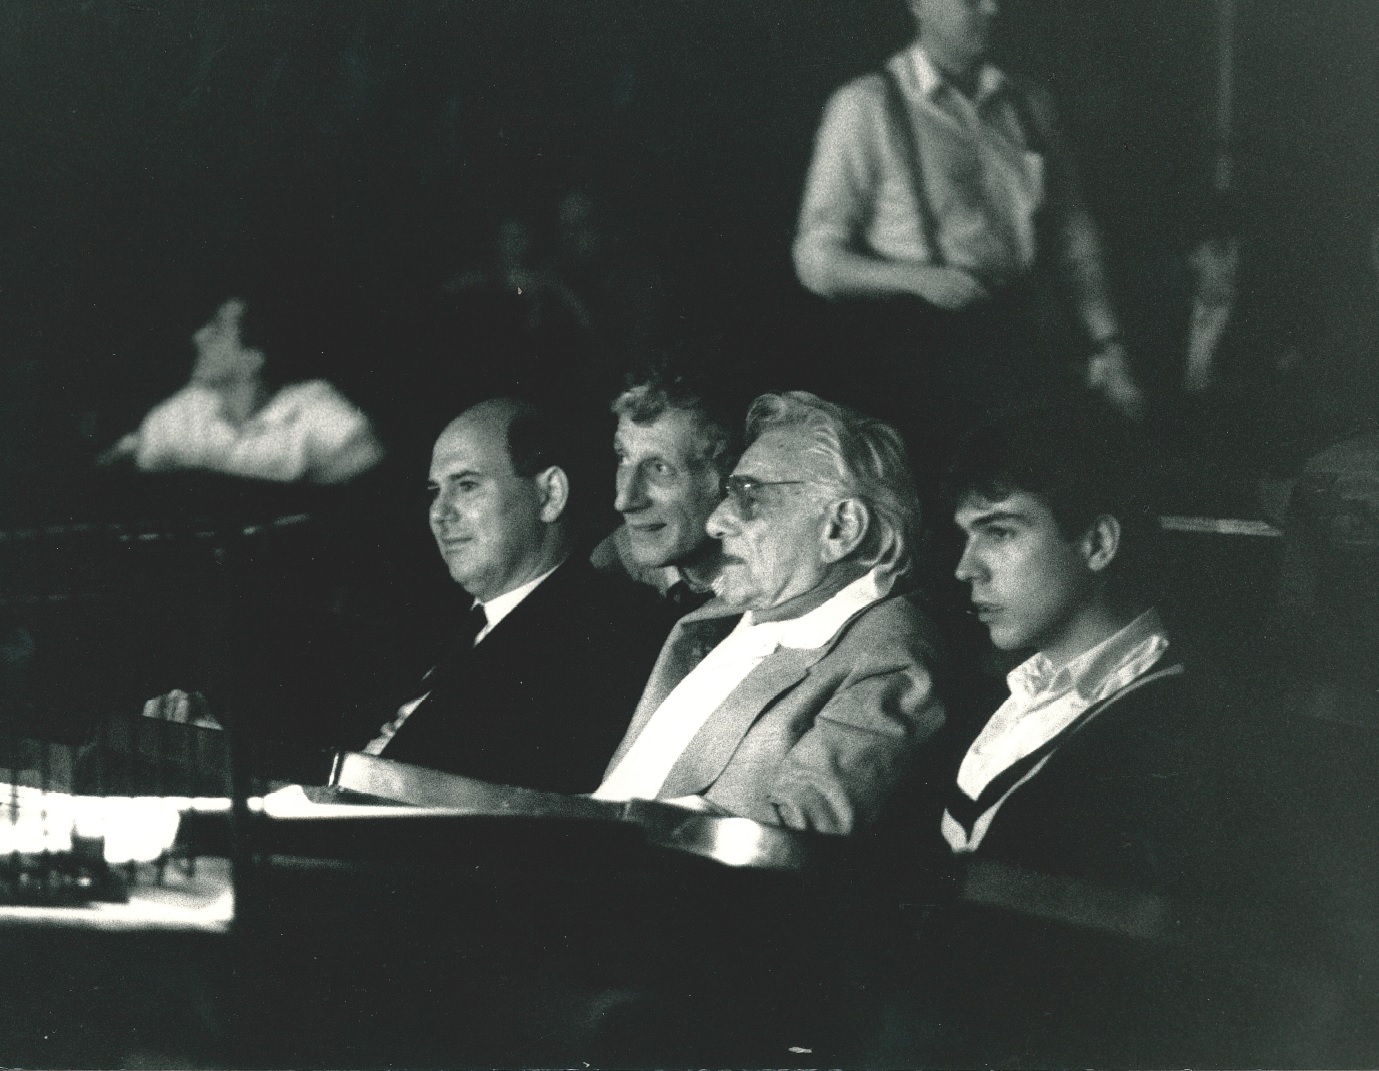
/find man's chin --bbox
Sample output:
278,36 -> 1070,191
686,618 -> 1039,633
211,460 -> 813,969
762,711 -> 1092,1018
709,575 -> 755,610
627,551 -> 675,573
985,625 -> 1027,652
625,532 -> 672,565
440,558 -> 476,588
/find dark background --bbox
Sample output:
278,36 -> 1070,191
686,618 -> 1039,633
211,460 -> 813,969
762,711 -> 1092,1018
1,0 -> 1376,481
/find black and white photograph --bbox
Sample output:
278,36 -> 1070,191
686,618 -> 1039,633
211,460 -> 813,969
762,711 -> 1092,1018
1,1 -> 1376,1066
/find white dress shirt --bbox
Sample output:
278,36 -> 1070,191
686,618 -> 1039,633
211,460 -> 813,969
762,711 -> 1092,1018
942,609 -> 1169,853
594,569 -> 886,802
795,44 -> 1048,293
362,561 -> 564,755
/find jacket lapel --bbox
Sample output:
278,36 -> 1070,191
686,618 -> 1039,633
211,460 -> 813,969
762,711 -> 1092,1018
603,600 -> 740,774
394,561 -> 581,744
606,592 -> 904,795
657,643 -> 828,798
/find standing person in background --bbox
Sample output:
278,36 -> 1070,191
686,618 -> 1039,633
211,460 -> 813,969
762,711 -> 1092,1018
794,0 -> 1143,463
99,294 -> 384,485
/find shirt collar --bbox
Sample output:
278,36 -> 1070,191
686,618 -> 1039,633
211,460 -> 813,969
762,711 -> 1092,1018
911,44 -> 1006,106
1007,608 -> 1170,705
476,558 -> 565,630
743,568 -> 887,650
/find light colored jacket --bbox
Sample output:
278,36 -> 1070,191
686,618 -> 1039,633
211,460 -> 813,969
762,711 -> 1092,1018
604,593 -> 946,835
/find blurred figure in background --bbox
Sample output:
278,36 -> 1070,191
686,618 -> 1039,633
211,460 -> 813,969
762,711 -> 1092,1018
1154,194 -> 1376,516
553,188 -> 667,377
794,0 -> 1143,464
436,208 -> 612,426
1150,202 -> 1262,514
444,212 -> 594,342
99,294 -> 383,485
1181,230 -> 1243,396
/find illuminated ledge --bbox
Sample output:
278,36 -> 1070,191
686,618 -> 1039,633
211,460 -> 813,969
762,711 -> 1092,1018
1158,515 -> 1282,537
255,753 -> 822,873
0,856 -> 232,933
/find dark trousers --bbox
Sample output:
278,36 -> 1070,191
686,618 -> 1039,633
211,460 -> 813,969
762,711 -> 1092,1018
817,290 -> 1082,480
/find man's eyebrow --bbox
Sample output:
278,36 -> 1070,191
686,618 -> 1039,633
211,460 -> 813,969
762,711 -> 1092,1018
960,508 -> 1030,528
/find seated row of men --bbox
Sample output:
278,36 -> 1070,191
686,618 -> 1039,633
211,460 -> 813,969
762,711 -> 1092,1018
299,362 -> 1192,889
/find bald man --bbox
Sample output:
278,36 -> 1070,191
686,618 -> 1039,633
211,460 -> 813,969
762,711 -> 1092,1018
365,397 -> 667,793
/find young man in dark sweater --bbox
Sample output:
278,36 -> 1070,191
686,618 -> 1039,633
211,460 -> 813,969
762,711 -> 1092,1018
920,403 -> 1215,1067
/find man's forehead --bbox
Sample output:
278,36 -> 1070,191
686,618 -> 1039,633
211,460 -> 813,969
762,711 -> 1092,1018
736,426 -> 818,479
954,489 -> 1049,527
616,408 -> 713,458
430,414 -> 512,477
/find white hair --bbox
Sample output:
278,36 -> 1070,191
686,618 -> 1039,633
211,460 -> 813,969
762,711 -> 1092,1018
745,391 -> 922,585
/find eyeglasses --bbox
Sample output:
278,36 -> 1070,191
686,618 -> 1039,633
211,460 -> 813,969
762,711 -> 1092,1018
720,474 -> 808,519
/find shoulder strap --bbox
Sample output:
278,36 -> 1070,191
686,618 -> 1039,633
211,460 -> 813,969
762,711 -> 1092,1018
877,64 -> 944,268
947,662 -> 1185,834
1001,75 -> 1050,156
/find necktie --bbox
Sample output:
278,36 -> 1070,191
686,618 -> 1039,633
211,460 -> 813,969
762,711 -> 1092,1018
363,602 -> 488,757
426,601 -> 489,684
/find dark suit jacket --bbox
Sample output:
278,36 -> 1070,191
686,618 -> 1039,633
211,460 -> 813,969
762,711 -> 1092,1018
379,559 -> 671,794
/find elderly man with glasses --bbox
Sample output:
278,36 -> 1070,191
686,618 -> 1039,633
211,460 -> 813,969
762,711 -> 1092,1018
594,391 -> 946,835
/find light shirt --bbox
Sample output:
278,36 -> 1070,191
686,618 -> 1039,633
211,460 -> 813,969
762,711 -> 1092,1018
594,569 -> 886,802
131,379 -> 383,484
473,560 -> 563,644
795,44 -> 1048,292
362,560 -> 564,755
942,609 -> 1169,853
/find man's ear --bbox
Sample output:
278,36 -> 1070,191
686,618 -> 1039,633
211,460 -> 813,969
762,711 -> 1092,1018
1080,515 -> 1121,573
821,498 -> 870,564
535,466 -> 569,523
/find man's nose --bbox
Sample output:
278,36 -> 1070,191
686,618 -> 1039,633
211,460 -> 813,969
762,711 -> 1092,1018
954,540 -> 982,583
430,489 -> 456,525
705,497 -> 736,541
613,465 -> 646,514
